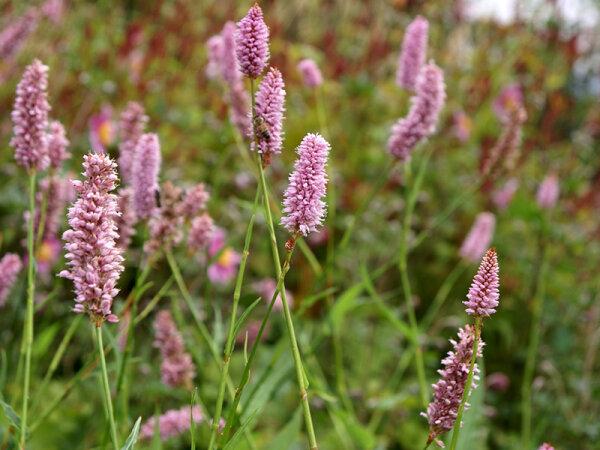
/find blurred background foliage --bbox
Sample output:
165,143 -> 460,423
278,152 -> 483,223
1,0 -> 600,448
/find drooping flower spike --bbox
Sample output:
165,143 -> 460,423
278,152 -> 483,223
118,101 -> 148,186
397,15 -> 429,91
459,212 -> 496,263
281,133 -> 330,236
11,59 -> 51,172
132,133 -> 161,220
464,248 -> 500,318
235,3 -> 270,79
59,154 -> 124,324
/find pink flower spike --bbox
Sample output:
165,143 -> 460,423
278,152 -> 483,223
221,22 -> 242,86
153,310 -> 195,388
459,212 -> 496,263
207,228 -> 241,284
132,133 -> 161,220
538,444 -> 554,450
0,253 -> 23,307
115,187 -> 138,251
235,3 -> 270,79
206,34 -> 224,80
388,60 -> 446,161
11,59 -> 51,172
179,183 -> 210,219
297,59 -> 323,88
397,16 -> 429,91
536,173 -> 559,210
89,105 -> 117,154
118,101 -> 148,186
47,120 -> 70,169
492,178 -> 519,211
188,213 -> 214,253
281,133 -> 330,236
0,8 -> 39,60
250,67 -> 286,163
463,248 -> 500,318
492,83 -> 523,119
139,406 -> 209,442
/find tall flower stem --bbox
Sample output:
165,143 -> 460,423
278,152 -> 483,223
521,226 -> 549,449
207,188 -> 260,450
219,244 -> 295,447
398,149 -> 432,408
448,318 -> 482,450
94,324 -> 120,450
20,171 -> 37,446
251,79 -> 318,449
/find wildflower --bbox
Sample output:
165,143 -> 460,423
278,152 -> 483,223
388,60 -> 446,161
178,183 -> 210,220
229,82 -> 252,135
297,59 -> 323,88
11,59 -> 50,172
0,253 -> 22,307
34,237 -> 62,275
59,154 -> 124,324
139,406 -> 212,442
118,102 -> 148,185
221,21 -> 242,86
492,83 -> 523,119
254,278 -> 293,312
89,105 -> 117,154
423,325 -> 483,447
536,173 -> 559,209
41,0 -> 65,24
459,212 -> 496,263
281,133 -> 330,236
207,228 -> 241,284
453,111 -> 471,142
397,15 -> 429,91
188,213 -> 214,253
251,67 -> 286,165
0,8 -> 39,60
144,181 -> 184,255
235,3 -> 270,79
46,120 -> 70,169
482,106 -> 527,176
132,133 -> 161,220
486,372 -> 510,391
206,34 -> 224,79
115,187 -> 138,251
153,310 -> 195,388
492,178 -> 519,210
538,444 -> 554,450
463,248 -> 500,318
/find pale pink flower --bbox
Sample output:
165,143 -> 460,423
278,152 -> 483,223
536,173 -> 559,209
254,278 -> 294,312
89,105 -> 117,154
207,228 -> 241,284
297,59 -> 323,88
453,111 -> 471,142
0,253 -> 22,307
139,406 -> 213,442
492,83 -> 523,119
397,16 -> 429,90
459,213 -> 496,263
492,178 -> 519,210
463,248 -> 500,318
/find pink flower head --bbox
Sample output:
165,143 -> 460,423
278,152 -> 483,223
235,3 -> 270,79
178,183 -> 210,219
0,8 -> 39,60
453,111 -> 471,142
482,106 -> 527,176
388,60 -> 446,161
297,59 -> 323,88
423,325 -> 483,447
492,83 -> 523,119
281,133 -> 330,236
89,105 -> 117,154
0,253 -> 22,307
188,213 -> 214,252
251,67 -> 286,164
153,310 -> 196,388
41,0 -> 65,24
59,154 -> 124,324
459,212 -> 496,263
221,22 -> 242,86
463,248 -> 500,318
229,81 -> 252,136
118,101 -> 148,185
11,59 -> 51,172
492,178 -> 519,210
397,16 -> 429,91
132,133 -> 161,220
254,278 -> 293,312
115,187 -> 138,250
47,120 -> 70,169
207,228 -> 241,284
536,173 -> 559,209
139,406 -> 209,442
206,34 -> 224,80
538,444 -> 554,450
144,181 -> 184,255
486,372 -> 510,391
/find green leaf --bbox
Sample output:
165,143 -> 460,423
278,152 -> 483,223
222,408 -> 261,450
266,407 -> 302,450
120,416 -> 142,450
232,297 -> 262,346
0,398 -> 24,437
32,322 -> 60,359
330,284 -> 364,330
332,409 -> 376,449
297,287 -> 338,315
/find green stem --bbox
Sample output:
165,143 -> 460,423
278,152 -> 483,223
35,167 -> 54,250
251,77 -> 318,450
208,188 -> 260,450
449,317 -> 482,450
521,232 -> 549,450
219,245 -> 295,447
94,324 -> 120,450
20,171 -> 37,447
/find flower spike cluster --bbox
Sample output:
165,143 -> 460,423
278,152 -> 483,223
11,59 -> 51,172
297,59 -> 323,88
423,325 -> 483,447
59,154 -> 124,324
132,133 -> 161,220
47,120 -> 70,169
388,60 -> 446,161
139,406 -> 213,442
0,8 -> 39,60
464,248 -> 500,318
459,212 -> 496,263
235,3 -> 270,79
397,15 -> 429,90
0,253 -> 23,307
281,133 -> 330,236
118,101 -> 148,185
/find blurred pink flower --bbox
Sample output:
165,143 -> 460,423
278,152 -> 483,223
254,278 -> 293,312
486,372 -> 510,391
128,49 -> 144,84
297,59 -> 323,88
35,237 -> 61,274
492,83 -> 523,119
0,8 -> 39,60
536,173 -> 559,209
89,105 -> 117,153
459,212 -> 495,263
453,111 -> 471,142
0,253 -> 22,307
41,0 -> 65,24
492,178 -> 519,210
207,228 -> 241,284
205,34 -> 224,79
235,319 -> 270,348
139,406 -> 214,442
538,444 -> 554,450
397,15 -> 429,91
